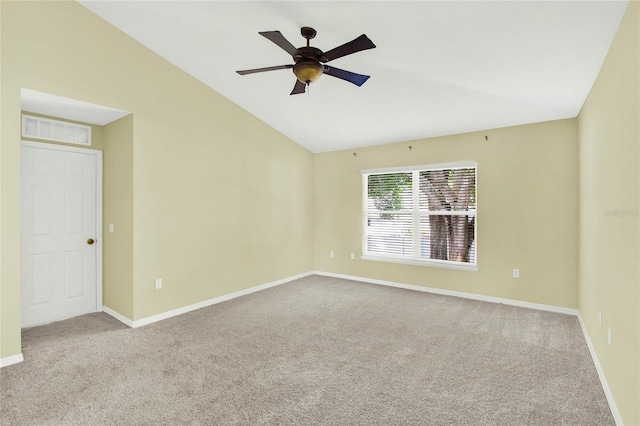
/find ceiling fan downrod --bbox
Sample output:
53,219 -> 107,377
301,26 -> 316,47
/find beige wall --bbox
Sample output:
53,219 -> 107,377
578,2 -> 639,424
0,0 -> 5,360
130,106 -> 314,320
314,119 -> 579,309
103,115 -> 134,319
1,1 -> 313,357
0,0 -> 21,359
20,111 -> 105,151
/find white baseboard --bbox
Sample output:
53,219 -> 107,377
103,271 -> 313,329
0,353 -> 24,368
312,271 -> 579,315
102,306 -> 134,328
577,313 -> 623,425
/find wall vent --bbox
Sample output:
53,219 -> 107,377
22,114 -> 91,146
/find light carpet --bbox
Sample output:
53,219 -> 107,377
0,275 -> 614,425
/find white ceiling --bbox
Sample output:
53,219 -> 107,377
21,89 -> 130,126
78,1 -> 628,153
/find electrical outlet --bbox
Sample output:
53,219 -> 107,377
109,224 -> 115,233
513,269 -> 519,278
607,328 -> 612,346
330,251 -> 334,258
599,310 -> 602,327
350,253 -> 355,260
155,278 -> 162,290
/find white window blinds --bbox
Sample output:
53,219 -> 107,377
362,163 -> 477,270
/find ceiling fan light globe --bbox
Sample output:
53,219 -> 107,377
293,61 -> 323,84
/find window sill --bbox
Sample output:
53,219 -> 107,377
361,255 -> 478,272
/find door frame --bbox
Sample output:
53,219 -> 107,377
20,140 -> 103,324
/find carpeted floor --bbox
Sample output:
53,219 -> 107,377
0,275 -> 613,425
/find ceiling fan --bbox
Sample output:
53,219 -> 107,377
236,27 -> 376,95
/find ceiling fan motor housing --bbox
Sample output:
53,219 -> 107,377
293,46 -> 325,84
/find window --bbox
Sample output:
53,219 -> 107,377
22,114 -> 92,146
362,162 -> 477,271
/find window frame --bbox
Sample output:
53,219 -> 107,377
22,114 -> 92,146
361,161 -> 478,272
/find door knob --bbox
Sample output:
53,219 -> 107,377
87,238 -> 95,245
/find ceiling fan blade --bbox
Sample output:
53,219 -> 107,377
236,65 -> 293,75
259,31 -> 299,57
290,80 -> 307,95
323,66 -> 370,87
321,34 -> 376,63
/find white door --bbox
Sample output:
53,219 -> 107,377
21,142 -> 102,327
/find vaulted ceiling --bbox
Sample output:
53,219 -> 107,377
77,1 -> 629,153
